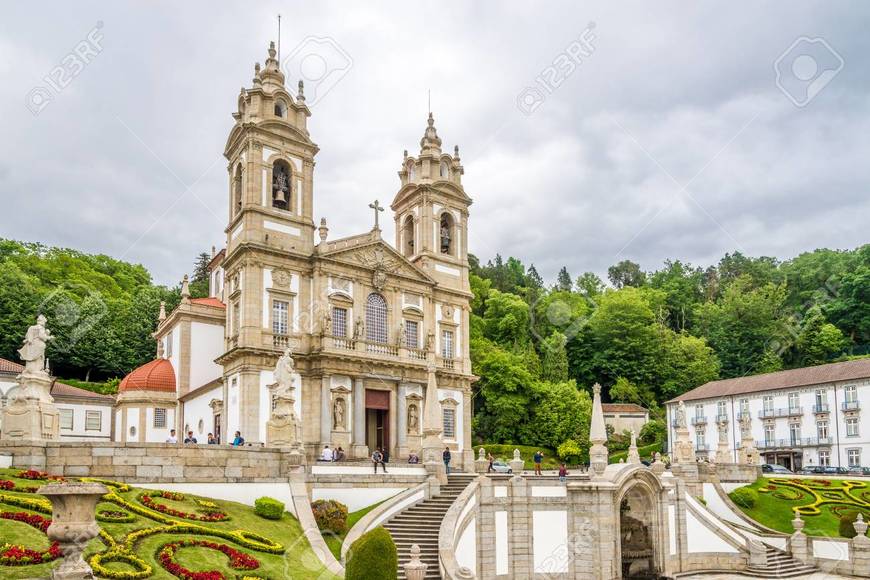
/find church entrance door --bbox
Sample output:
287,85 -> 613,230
365,389 -> 390,457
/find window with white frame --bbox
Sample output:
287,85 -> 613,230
441,329 -> 454,359
815,389 -> 826,407
763,395 -> 774,413
59,408 -> 74,430
817,421 -> 829,440
332,306 -> 347,338
272,300 -> 289,336
717,400 -> 727,419
847,417 -> 859,437
848,448 -> 861,467
789,423 -> 801,444
365,293 -> 388,344
819,450 -> 830,466
695,427 -> 705,448
694,404 -> 704,419
764,424 -> 775,444
443,408 -> 456,439
846,385 -> 858,403
788,392 -> 799,411
85,410 -> 101,431
405,320 -> 419,348
739,398 -> 749,416
154,408 -> 167,429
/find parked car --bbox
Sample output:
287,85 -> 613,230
847,466 -> 869,476
762,463 -> 793,474
489,460 -> 512,474
799,465 -> 826,475
823,466 -> 850,475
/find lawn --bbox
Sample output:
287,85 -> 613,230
0,467 -> 341,580
322,500 -> 385,560
730,477 -> 870,537
476,444 -> 561,470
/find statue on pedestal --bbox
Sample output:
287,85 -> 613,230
266,347 -> 302,450
715,419 -> 731,463
673,401 -> 695,464
18,315 -> 52,377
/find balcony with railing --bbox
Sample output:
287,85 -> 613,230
756,437 -> 834,449
813,403 -> 830,414
715,414 -> 729,423
366,341 -> 399,356
695,443 -> 709,451
438,357 -> 455,370
690,416 -> 707,426
759,407 -> 804,419
737,411 -> 751,421
842,401 -> 861,411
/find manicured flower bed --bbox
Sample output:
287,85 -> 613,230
0,511 -> 60,566
139,491 -> 230,522
157,539 -> 260,580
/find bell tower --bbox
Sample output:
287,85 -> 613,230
391,113 -> 471,293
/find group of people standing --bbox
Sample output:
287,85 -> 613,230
165,429 -> 245,446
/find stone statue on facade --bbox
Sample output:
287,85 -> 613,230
715,419 -> 731,463
408,403 -> 419,432
672,400 -> 695,465
18,314 -> 52,376
333,397 -> 346,429
396,323 -> 406,348
627,429 -> 641,464
426,330 -> 435,351
321,310 -> 331,336
440,223 -> 451,253
353,316 -> 365,340
266,347 -> 302,452
675,401 -> 687,429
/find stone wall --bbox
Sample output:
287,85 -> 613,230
0,440 -> 293,483
698,462 -> 761,483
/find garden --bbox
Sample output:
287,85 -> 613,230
0,467 -> 340,580
729,477 -> 870,538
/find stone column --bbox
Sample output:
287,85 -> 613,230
588,383 -> 608,476
39,481 -> 107,580
477,476 -> 496,578
397,384 -> 408,457
509,476 -> 532,580
352,378 -> 367,458
852,514 -> 870,577
789,514 -> 808,564
422,363 -> 445,482
320,375 -> 331,445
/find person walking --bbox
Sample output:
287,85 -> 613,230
443,446 -> 452,475
558,463 -> 568,483
533,450 -> 544,476
487,452 -> 495,473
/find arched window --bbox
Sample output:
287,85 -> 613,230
274,99 -> 287,117
233,164 -> 243,215
440,161 -> 449,179
439,212 -> 454,255
402,215 -> 415,257
271,161 -> 291,210
365,293 -> 388,344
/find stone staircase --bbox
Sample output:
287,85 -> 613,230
385,473 -> 476,580
745,545 -> 817,578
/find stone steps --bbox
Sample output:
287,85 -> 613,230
743,547 -> 816,578
385,473 -> 476,580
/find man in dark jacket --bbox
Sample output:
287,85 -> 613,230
443,447 -> 452,475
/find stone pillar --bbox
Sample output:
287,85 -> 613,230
509,476 -> 532,579
39,481 -> 107,580
0,368 -> 59,442
320,375 -> 331,445
509,449 -> 524,475
422,364 -> 446,483
588,383 -> 608,476
748,539 -> 767,568
397,384 -> 408,457
852,514 -> 870,577
476,476 -> 496,579
627,429 -> 640,464
789,514 -> 808,564
352,378 -> 367,458
404,544 -> 428,580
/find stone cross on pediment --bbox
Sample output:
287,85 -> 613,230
368,200 -> 384,230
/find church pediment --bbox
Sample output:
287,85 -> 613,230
319,238 -> 436,289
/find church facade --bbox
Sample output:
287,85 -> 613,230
115,42 -> 476,469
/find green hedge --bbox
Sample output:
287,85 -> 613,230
253,497 -> 285,520
311,499 -> 348,535
345,527 -> 397,580
730,487 -> 758,509
839,510 -> 862,538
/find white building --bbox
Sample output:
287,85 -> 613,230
665,358 -> 870,471
0,358 -> 114,441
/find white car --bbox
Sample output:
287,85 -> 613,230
489,460 -> 513,474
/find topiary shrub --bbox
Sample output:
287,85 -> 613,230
345,527 -> 397,580
254,496 -> 285,520
311,499 -> 348,534
839,510 -> 862,538
730,487 -> 758,509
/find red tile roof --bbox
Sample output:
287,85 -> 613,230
667,358 -> 870,403
51,380 -> 114,401
0,358 -> 24,374
602,403 -> 648,415
190,297 -> 226,308
119,358 -> 176,393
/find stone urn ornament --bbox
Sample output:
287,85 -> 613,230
38,481 -> 108,580
403,544 -> 428,580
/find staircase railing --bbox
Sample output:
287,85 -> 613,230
438,477 -> 479,579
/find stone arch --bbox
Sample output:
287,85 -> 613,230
402,214 -> 415,257
612,467 -> 668,579
271,159 -> 292,211
439,211 -> 455,256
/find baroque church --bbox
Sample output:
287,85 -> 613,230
115,42 -> 476,469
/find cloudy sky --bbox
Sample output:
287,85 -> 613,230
1,2 -> 868,285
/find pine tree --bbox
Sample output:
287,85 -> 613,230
556,266 -> 573,292
526,264 -> 544,289
192,252 -> 211,283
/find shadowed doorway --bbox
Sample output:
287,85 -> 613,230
365,389 -> 390,455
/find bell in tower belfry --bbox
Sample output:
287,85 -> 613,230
391,113 -> 472,294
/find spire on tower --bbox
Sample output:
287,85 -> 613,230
419,112 -> 442,155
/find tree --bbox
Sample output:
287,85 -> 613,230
793,307 -> 847,366
541,332 -> 569,382
481,290 -> 531,348
649,260 -> 704,331
522,381 -> 591,451
608,260 -> 646,289
826,266 -> 870,345
555,266 -> 573,292
576,272 -> 605,298
526,264 -> 544,289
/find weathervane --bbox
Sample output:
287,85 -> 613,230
368,200 -> 384,230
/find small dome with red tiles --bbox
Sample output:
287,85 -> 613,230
119,358 -> 176,393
